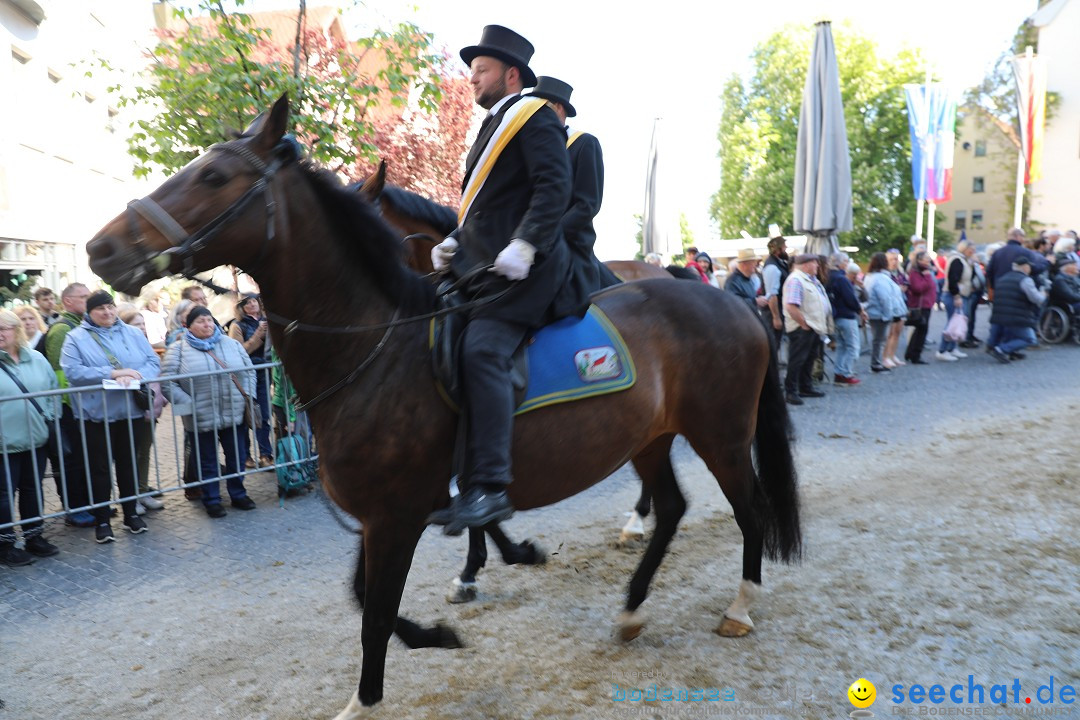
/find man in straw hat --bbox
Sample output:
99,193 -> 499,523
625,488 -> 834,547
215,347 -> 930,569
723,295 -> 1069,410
528,75 -> 620,294
427,26 -> 585,534
725,248 -> 767,313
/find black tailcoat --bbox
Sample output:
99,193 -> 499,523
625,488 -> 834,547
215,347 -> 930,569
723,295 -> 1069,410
450,96 -> 587,327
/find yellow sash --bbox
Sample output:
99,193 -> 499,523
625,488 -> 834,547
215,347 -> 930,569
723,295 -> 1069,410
458,97 -> 547,225
566,130 -> 584,148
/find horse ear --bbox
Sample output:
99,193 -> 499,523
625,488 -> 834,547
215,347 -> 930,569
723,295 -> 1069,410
357,160 -> 387,201
255,93 -> 290,151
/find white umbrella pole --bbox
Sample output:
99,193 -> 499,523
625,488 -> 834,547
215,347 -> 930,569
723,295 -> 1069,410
1013,148 -> 1025,229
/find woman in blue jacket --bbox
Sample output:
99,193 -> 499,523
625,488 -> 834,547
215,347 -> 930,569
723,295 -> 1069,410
0,308 -> 61,565
60,291 -> 160,544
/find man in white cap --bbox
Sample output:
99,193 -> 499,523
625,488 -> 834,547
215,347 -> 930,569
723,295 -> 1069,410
427,26 -> 584,534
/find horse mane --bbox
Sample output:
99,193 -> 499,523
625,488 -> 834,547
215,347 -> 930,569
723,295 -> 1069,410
298,161 -> 434,312
379,185 -> 459,237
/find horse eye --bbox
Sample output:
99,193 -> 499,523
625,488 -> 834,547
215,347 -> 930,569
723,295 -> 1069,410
198,167 -> 228,187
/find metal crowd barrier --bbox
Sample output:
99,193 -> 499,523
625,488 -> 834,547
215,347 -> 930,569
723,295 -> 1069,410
0,360 -> 317,534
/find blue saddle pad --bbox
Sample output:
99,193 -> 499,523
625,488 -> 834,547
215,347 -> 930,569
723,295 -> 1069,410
516,305 -> 635,415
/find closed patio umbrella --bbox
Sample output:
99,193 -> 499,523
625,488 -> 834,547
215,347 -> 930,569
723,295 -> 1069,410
642,118 -> 675,260
793,21 -> 852,256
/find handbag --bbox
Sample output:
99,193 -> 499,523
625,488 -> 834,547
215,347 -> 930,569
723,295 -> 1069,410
0,361 -> 70,455
206,349 -> 263,430
943,311 -> 969,342
88,331 -> 152,411
904,308 -> 924,327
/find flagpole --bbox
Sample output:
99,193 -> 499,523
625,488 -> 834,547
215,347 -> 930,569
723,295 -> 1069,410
914,67 -> 931,241
1013,46 -> 1033,230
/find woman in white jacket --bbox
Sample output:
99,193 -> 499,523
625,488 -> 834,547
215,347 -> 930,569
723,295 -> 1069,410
161,305 -> 256,518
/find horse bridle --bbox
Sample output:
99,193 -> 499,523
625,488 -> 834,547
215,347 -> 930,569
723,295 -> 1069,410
126,138 -> 298,279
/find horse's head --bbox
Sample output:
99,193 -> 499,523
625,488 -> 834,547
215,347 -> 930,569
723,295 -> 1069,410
87,94 -> 297,295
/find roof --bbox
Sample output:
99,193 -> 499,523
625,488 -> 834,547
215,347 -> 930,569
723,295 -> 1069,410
1032,0 -> 1070,27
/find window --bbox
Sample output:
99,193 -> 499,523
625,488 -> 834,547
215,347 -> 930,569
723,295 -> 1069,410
971,210 -> 984,229
973,177 -> 985,193
974,140 -> 987,157
955,211 -> 967,231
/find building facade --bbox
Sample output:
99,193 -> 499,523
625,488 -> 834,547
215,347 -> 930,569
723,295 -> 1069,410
1030,0 -> 1080,231
0,0 -> 155,295
936,108 -> 1018,247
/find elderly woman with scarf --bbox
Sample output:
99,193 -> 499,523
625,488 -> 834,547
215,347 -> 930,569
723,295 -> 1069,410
60,291 -> 160,544
162,305 -> 257,519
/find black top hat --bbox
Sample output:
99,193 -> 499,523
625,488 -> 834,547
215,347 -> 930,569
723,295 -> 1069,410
460,25 -> 537,87
527,76 -> 576,117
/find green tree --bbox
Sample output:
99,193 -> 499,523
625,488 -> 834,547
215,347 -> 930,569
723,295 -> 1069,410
712,23 -> 935,257
91,0 -> 448,180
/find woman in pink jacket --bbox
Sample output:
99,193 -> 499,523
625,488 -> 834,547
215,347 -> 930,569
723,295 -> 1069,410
903,251 -> 938,364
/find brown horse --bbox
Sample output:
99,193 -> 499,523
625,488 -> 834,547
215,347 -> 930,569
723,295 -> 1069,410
86,96 -> 801,715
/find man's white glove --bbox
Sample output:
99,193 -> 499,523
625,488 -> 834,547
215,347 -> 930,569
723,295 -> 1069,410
493,239 -> 536,281
431,237 -> 458,272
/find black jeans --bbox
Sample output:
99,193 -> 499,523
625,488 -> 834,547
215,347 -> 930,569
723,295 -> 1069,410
461,317 -> 529,488
84,419 -> 148,522
784,328 -> 818,394
45,404 -> 90,512
0,446 -> 47,541
905,308 -> 932,361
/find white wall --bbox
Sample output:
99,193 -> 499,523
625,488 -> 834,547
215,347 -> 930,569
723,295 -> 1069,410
0,0 -> 158,288
1031,0 -> 1080,230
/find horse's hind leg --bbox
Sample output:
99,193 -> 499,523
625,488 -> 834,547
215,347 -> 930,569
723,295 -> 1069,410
447,527 -> 487,603
487,522 -> 546,566
691,442 -> 764,638
619,485 -> 652,544
618,435 -> 684,641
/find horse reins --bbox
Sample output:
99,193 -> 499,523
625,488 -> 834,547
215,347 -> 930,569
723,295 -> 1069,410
125,140 -> 515,412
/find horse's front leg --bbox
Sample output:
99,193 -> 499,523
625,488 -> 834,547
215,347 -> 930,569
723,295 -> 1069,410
335,518 -> 429,717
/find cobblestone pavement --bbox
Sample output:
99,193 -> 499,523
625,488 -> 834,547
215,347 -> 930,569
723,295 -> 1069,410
2,308 -> 1078,716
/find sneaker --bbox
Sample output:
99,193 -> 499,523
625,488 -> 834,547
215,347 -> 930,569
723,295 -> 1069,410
871,365 -> 891,373
259,455 -> 274,468
244,458 -> 257,470
123,515 -> 148,534
140,496 -> 165,511
65,511 -> 97,528
833,374 -> 860,385
950,348 -> 968,358
989,347 -> 1011,364
0,543 -> 35,566
935,351 -> 958,362
882,358 -> 896,369
135,501 -> 147,516
891,356 -> 907,367
25,535 -> 59,557
231,496 -> 256,511
1009,351 -> 1026,360
785,392 -> 804,406
206,504 -> 227,519
798,388 -> 825,398
95,523 -> 115,544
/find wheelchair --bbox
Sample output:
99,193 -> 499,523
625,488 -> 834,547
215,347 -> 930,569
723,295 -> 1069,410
1038,302 -> 1080,344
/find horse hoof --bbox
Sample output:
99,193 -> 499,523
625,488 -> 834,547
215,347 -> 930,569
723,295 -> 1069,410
714,616 -> 753,638
446,578 -> 478,604
616,609 -> 645,642
525,540 -> 547,565
333,690 -> 371,719
433,622 -> 465,649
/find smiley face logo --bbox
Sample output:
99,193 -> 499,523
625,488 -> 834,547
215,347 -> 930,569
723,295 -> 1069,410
848,678 -> 876,709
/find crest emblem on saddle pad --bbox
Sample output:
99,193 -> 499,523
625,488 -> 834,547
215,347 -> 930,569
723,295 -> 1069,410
575,346 -> 621,382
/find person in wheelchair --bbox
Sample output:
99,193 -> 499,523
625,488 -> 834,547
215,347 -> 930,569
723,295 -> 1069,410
1050,257 -> 1080,314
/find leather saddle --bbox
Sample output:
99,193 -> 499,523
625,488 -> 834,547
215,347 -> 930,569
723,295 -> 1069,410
431,282 -> 528,412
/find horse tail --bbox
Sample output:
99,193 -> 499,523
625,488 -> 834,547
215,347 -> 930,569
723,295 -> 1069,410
751,334 -> 802,563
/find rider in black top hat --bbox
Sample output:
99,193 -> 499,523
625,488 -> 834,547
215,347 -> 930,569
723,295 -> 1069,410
528,76 -> 621,296
426,26 -> 584,534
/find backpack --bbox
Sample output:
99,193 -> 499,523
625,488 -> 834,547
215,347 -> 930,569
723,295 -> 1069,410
275,431 -> 317,502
